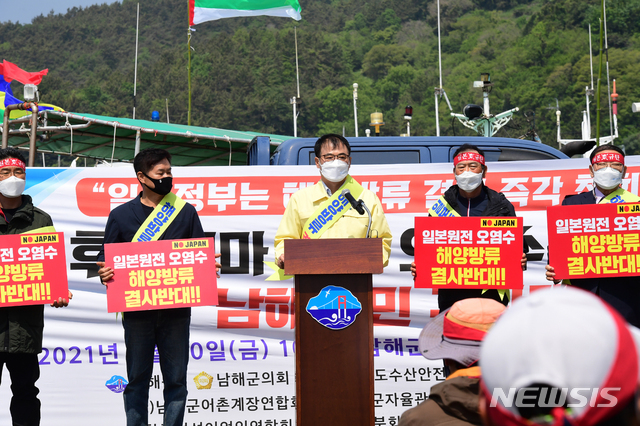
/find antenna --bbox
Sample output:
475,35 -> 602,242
290,27 -> 301,137
133,3 -> 140,120
603,0 -> 613,138
434,0 -> 452,136
353,83 -> 359,137
295,27 -> 300,100
589,24 -> 594,91
435,0 -> 443,136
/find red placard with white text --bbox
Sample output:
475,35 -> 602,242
104,238 -> 218,312
0,232 -> 68,307
547,203 -> 640,279
414,217 -> 523,290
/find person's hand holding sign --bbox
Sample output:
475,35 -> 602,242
51,291 -> 73,307
96,261 -> 114,286
214,253 -> 221,278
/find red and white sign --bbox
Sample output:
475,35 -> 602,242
73,165 -> 640,216
414,216 -> 523,290
547,203 -> 640,279
104,238 -> 218,312
0,232 -> 68,307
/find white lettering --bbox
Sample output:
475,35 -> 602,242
568,388 -> 590,408
489,388 -> 517,408
598,388 -> 620,408
515,388 -> 538,408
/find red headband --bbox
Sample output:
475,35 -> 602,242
454,152 -> 485,166
443,314 -> 487,342
592,152 -> 624,165
0,158 -> 26,170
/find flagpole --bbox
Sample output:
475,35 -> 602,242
353,83 -> 358,137
435,0 -> 442,136
188,23 -> 192,126
133,3 -> 139,120
295,27 -> 300,101
291,26 -> 301,137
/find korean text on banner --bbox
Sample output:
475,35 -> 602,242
0,232 -> 68,307
547,203 -> 640,279
414,216 -> 523,290
104,238 -> 218,313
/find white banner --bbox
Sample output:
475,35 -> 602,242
1,157 -> 633,426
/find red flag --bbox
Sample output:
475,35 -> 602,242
1,60 -> 48,85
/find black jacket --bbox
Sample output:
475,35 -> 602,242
437,185 -> 522,311
560,191 -> 640,327
0,195 -> 54,354
441,185 -> 516,217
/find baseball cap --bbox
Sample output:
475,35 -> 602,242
480,286 -> 639,426
418,298 -> 506,367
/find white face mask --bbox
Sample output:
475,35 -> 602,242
0,176 -> 26,198
456,170 -> 484,192
593,167 -> 623,190
320,159 -> 349,183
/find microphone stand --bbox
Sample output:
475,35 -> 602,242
340,188 -> 372,237
359,200 -> 372,238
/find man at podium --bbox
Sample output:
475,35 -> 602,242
274,134 -> 392,268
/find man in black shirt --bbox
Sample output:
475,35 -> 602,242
545,145 -> 640,327
0,147 -> 71,426
97,148 -> 218,426
411,144 -> 527,311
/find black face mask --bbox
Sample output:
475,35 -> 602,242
142,172 -> 173,196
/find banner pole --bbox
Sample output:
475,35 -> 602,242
188,24 -> 192,126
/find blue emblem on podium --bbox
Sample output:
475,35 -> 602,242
306,285 -> 362,330
105,375 -> 128,393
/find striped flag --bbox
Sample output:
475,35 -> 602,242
189,0 -> 301,25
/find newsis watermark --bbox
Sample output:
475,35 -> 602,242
489,387 -> 621,409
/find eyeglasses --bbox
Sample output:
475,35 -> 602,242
321,154 -> 349,162
0,169 -> 25,178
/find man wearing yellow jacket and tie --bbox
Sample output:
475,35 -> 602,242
275,134 -> 392,269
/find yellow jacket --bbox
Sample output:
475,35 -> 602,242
274,179 -> 392,266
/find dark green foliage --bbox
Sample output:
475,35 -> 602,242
2,0 -> 640,153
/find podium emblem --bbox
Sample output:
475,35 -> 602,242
105,375 -> 128,393
306,285 -> 362,330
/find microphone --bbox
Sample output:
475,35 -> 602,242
342,189 -> 373,238
341,189 -> 365,215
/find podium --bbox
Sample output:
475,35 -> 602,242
284,238 -> 383,426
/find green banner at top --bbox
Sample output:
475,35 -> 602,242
189,0 -> 302,25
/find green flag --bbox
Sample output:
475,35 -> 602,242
189,0 -> 302,25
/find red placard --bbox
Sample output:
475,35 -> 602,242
104,238 -> 218,313
0,232 -> 68,307
414,217 -> 523,290
547,203 -> 640,279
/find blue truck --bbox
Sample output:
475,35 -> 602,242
247,136 -> 569,165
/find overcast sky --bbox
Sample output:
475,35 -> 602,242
2,1 -> 121,24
